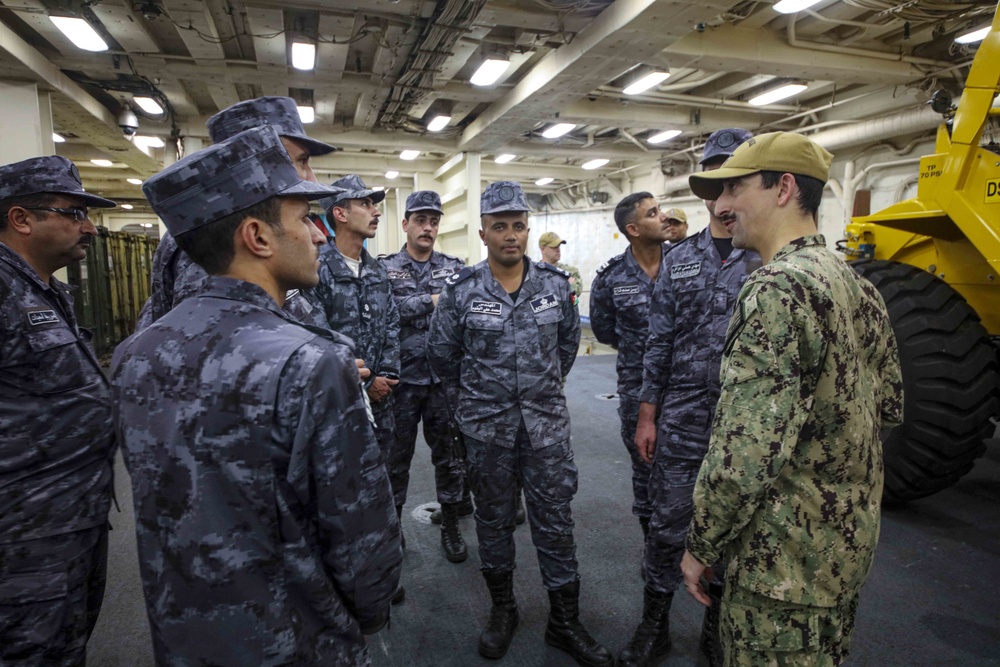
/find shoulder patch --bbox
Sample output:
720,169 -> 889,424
538,261 -> 569,277
446,266 -> 476,286
596,253 -> 625,275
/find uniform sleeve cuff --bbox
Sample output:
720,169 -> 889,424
685,532 -> 720,566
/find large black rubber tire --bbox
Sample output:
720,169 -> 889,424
850,260 -> 999,502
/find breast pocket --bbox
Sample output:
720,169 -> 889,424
465,314 -> 506,360
1,327 -> 92,396
615,292 -> 650,331
674,276 -> 708,312
533,307 -> 563,351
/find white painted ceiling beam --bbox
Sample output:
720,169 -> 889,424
162,0 -> 241,111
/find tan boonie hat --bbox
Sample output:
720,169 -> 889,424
688,131 -> 833,200
665,208 -> 687,223
539,231 -> 566,248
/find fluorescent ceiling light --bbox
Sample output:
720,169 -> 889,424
772,0 -> 824,13
49,16 -> 108,52
542,123 -> 576,139
623,71 -> 670,96
121,204 -> 134,210
296,106 -> 315,124
133,96 -> 163,115
535,177 -> 554,186
495,153 -> 516,164
134,135 -> 165,148
648,129 -> 682,144
400,150 -> 420,160
955,26 -> 990,44
385,170 -> 399,179
582,158 -> 609,170
749,83 -> 808,106
52,132 -> 66,143
141,223 -> 153,228
427,115 -> 451,132
127,178 -> 143,185
470,58 -> 511,87
91,159 -> 113,167
373,186 -> 385,191
291,41 -> 316,70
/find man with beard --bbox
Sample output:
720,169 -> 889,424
428,181 -> 611,666
0,156 -> 117,664
136,95 -> 337,330
112,127 -> 401,665
619,128 -> 760,667
381,191 -> 469,563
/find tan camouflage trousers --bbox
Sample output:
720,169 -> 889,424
721,584 -> 859,667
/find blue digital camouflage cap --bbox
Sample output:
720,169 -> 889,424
206,96 -> 338,156
480,181 -> 529,215
405,190 -> 443,215
0,155 -> 116,208
319,174 -> 386,214
700,128 -> 753,165
142,125 -> 343,237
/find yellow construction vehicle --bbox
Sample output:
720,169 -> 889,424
842,5 -> 1000,501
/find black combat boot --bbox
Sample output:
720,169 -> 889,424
440,502 -> 468,563
544,578 -> 613,666
395,505 -> 405,550
699,580 -> 724,667
617,586 -> 674,667
514,492 -> 526,525
431,488 -> 474,524
479,570 -> 519,659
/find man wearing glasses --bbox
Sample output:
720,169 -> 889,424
0,155 -> 117,663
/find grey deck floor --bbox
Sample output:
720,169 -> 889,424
88,354 -> 1000,666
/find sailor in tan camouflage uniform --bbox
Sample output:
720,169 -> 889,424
681,132 -> 904,667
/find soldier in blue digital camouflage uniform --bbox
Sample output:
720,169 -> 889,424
136,95 -> 336,330
619,128 -> 760,667
0,156 -> 117,666
307,176 -> 403,521
588,192 -> 673,541
112,126 -> 402,666
427,181 -> 612,666
681,132 -> 903,667
380,190 -> 470,563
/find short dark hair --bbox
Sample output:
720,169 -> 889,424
175,197 -> 283,274
613,192 -> 654,234
759,170 -> 824,219
0,193 -> 58,232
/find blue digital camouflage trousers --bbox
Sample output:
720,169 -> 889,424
390,382 -> 466,507
618,395 -> 652,520
0,524 -> 108,666
465,422 -> 579,590
722,584 -> 860,667
644,453 -> 702,593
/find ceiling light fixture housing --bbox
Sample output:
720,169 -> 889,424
955,26 -> 990,44
91,159 -> 113,167
385,170 -> 399,179
749,82 -> 808,106
542,123 -> 576,139
648,129 -> 682,144
127,178 -> 143,185
400,150 -> 420,160
49,15 -> 108,52
772,0 -> 824,14
535,177 -> 554,186
495,154 -> 516,164
297,106 -> 315,123
291,41 -> 317,70
471,58 -> 511,87
427,115 -> 451,132
623,71 -> 670,96
132,96 -> 164,115
582,158 -> 609,170
52,133 -> 66,143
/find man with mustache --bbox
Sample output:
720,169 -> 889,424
112,126 -> 401,665
136,95 -> 337,330
620,128 -> 760,667
308,176 -> 403,540
681,132 -> 902,667
428,181 -> 612,666
588,192 -> 673,549
381,191 -> 470,563
0,156 -> 117,663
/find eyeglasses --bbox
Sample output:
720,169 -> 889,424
22,206 -> 91,222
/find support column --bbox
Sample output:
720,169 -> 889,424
0,81 -> 52,163
465,152 -> 482,265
